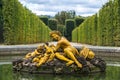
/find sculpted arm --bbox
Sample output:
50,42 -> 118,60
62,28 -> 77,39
54,42 -> 61,52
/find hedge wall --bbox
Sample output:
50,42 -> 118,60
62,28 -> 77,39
72,0 -> 120,46
65,19 -> 75,41
39,16 -> 48,26
0,0 -> 3,43
48,19 -> 58,30
0,0 -> 51,44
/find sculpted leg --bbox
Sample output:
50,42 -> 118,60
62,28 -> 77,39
47,53 -> 55,62
36,56 -> 48,67
55,52 -> 74,66
64,49 -> 82,68
32,57 -> 39,63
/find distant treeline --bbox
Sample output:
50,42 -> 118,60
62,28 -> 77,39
39,15 -> 85,41
0,0 -> 51,44
72,0 -> 120,46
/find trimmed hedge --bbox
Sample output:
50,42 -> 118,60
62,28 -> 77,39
39,16 -> 48,25
48,19 -> 57,30
72,0 -> 120,46
1,0 -> 51,44
0,0 -> 3,43
57,24 -> 66,36
75,17 -> 84,27
65,19 -> 75,41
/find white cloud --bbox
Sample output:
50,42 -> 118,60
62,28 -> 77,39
32,10 -> 56,16
19,0 -> 108,17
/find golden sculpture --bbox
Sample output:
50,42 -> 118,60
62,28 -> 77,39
23,31 -> 95,68
13,31 -> 106,73
49,31 -> 82,68
24,45 -> 45,60
79,46 -> 95,60
35,44 -> 56,67
55,52 -> 74,66
34,43 -> 73,67
24,49 -> 40,59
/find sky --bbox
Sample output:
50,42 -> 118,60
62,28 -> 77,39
18,0 -> 108,17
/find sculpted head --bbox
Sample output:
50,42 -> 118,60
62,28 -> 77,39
50,31 -> 62,41
37,45 -> 45,53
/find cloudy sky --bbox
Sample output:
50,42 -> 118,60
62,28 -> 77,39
18,0 -> 108,17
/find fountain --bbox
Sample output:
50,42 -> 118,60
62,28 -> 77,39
12,31 -> 106,74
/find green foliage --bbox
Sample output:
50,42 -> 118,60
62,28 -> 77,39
55,10 -> 76,25
75,17 -> 84,27
72,27 -> 78,42
0,0 -> 3,43
72,0 -> 120,46
48,19 -> 57,30
39,16 -> 48,25
1,0 -> 51,44
57,24 -> 65,36
65,19 -> 75,41
113,0 -> 120,46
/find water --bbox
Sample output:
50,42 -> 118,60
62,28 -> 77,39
0,63 -> 120,80
0,55 -> 120,80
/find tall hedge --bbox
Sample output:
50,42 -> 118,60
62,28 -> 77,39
1,0 -> 51,44
72,27 -> 78,42
65,19 -> 75,41
48,19 -> 57,30
113,0 -> 120,46
39,16 -> 48,25
0,0 -> 3,43
75,17 -> 84,27
57,24 -> 66,36
72,0 -> 120,46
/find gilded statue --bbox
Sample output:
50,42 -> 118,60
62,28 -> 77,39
49,31 -> 82,68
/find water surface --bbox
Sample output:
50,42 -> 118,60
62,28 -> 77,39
0,63 -> 120,80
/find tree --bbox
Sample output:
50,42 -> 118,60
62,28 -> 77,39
55,10 -> 76,25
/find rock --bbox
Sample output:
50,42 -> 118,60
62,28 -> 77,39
12,57 -> 106,74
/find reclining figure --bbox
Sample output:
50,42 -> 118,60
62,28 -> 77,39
12,31 -> 106,73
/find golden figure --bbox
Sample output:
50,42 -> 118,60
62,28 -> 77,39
55,52 -> 74,66
79,46 -> 95,60
24,49 -> 40,59
24,45 -> 45,60
36,44 -> 55,67
32,45 -> 46,63
32,55 -> 43,63
47,44 -> 74,66
50,31 -> 82,68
